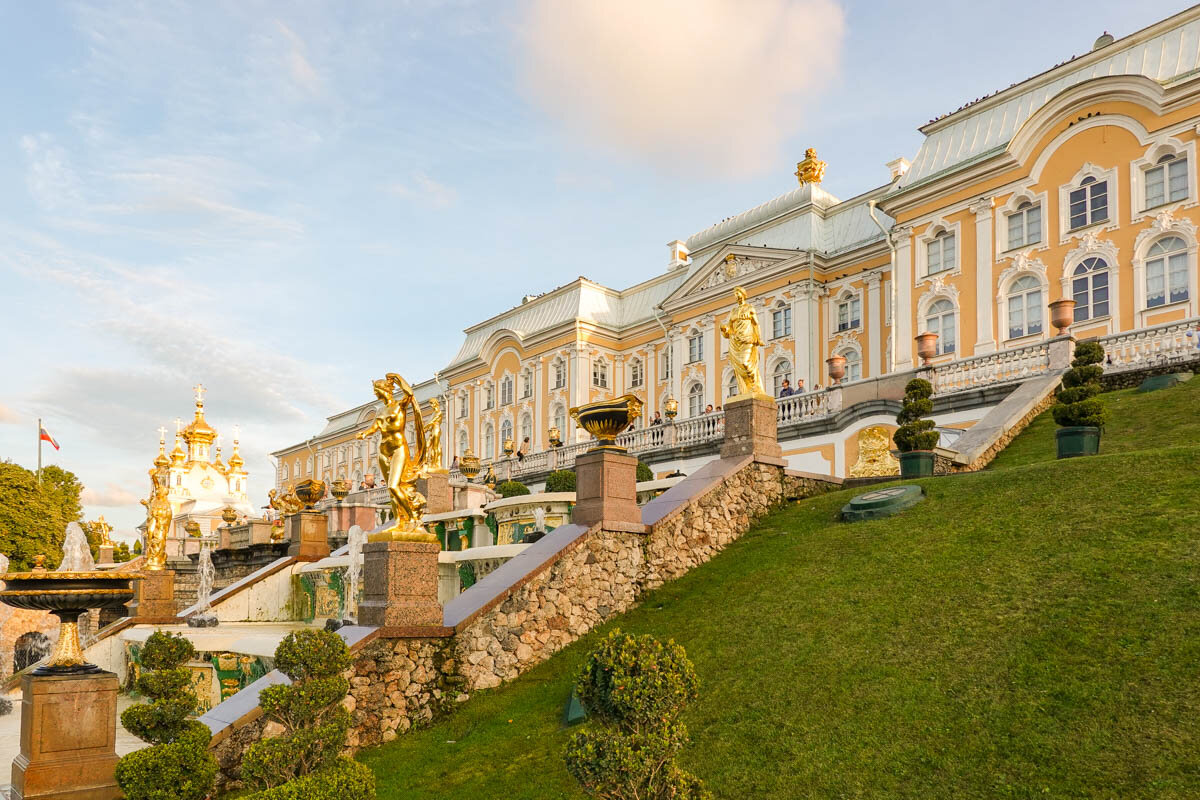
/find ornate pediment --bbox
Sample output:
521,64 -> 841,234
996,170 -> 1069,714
699,254 -> 774,291
664,246 -> 799,309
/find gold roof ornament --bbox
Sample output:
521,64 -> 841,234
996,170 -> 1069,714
182,383 -> 217,446
227,435 -> 245,470
213,444 -> 228,475
153,426 -> 171,469
794,147 -> 826,186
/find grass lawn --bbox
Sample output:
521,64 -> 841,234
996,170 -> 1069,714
359,381 -> 1200,798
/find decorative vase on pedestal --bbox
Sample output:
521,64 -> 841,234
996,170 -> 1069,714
915,332 -> 939,366
1048,299 -> 1076,336
826,355 -> 847,384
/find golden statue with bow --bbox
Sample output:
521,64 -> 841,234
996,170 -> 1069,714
357,373 -> 438,544
720,286 -> 768,398
140,468 -> 172,570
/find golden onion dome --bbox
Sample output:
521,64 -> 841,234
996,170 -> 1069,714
153,439 -> 171,468
170,435 -> 186,466
183,404 -> 217,445
227,445 -> 245,470
213,447 -> 228,475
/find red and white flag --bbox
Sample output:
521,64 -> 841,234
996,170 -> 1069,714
39,425 -> 59,451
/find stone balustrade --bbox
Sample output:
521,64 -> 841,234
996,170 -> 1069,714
1099,316 -> 1200,373
929,341 -> 1051,395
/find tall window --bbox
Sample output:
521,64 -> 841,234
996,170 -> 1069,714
727,373 -> 739,400
772,306 -> 792,338
1145,154 -> 1189,208
457,393 -> 468,418
1072,257 -> 1110,321
500,419 -> 513,449
1069,177 -> 1108,230
1006,276 -> 1044,339
484,424 -> 495,458
553,404 -> 566,435
520,414 -> 532,444
553,360 -> 566,389
294,460 -> 300,479
458,430 -> 468,457
925,299 -> 956,355
1007,201 -> 1042,249
661,346 -> 673,379
484,384 -> 494,409
629,358 -> 643,388
927,230 -> 956,274
687,333 -> 703,363
840,350 -> 862,382
500,376 -> 513,406
521,370 -> 533,398
1146,236 -> 1189,307
592,359 -> 608,388
836,296 -> 862,331
772,360 -> 792,396
687,383 -> 704,417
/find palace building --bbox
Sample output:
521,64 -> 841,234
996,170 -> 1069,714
276,7 -> 1200,490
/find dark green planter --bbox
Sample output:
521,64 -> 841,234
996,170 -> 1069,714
1056,426 -> 1100,459
898,450 -> 935,478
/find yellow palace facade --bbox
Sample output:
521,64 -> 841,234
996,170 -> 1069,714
278,8 -> 1200,487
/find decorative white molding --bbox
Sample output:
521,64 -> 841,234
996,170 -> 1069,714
1134,208 -> 1199,252
916,273 -> 961,315
1064,230 -> 1120,269
1129,135 -> 1197,223
995,253 -> 1049,301
697,255 -> 774,291
832,331 -> 861,355
1058,162 -> 1120,246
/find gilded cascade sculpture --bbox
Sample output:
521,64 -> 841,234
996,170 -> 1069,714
848,426 -> 901,478
357,373 -> 438,543
140,468 -> 172,571
268,486 -> 305,516
423,397 -> 447,474
720,286 -> 768,398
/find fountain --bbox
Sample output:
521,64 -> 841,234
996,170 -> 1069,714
59,521 -> 96,572
343,524 -> 366,624
188,545 -> 218,627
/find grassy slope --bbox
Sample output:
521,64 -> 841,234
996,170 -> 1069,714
361,382 -> 1200,799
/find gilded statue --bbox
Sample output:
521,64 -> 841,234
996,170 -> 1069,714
140,469 -> 172,571
848,426 -> 901,478
720,286 -> 767,398
423,397 -> 447,474
357,373 -> 437,543
268,486 -> 304,516
795,147 -> 826,185
93,515 -> 114,547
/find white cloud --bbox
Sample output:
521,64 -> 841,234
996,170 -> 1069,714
20,133 -> 85,210
81,483 -> 139,507
386,173 -> 459,208
518,0 -> 845,177
0,404 -> 21,425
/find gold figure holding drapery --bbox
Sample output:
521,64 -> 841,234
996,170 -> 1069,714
720,286 -> 768,398
848,426 -> 901,478
357,373 -> 437,544
140,468 -> 172,570
423,397 -> 447,474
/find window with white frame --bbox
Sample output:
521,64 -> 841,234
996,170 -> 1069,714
839,350 -> 862,382
457,393 -> 468,418
552,404 -> 566,435
924,299 -> 956,355
592,358 -> 608,388
1006,275 -> 1044,339
281,463 -> 289,480
687,382 -> 704,417
926,230 -> 956,274
552,360 -> 566,389
726,373 -> 738,400
1068,176 -> 1108,231
1145,236 -> 1189,308
772,305 -> 792,339
836,295 -> 861,331
1006,201 -> 1042,250
500,419 -> 513,449
661,346 -> 673,379
1072,257 -> 1110,321
519,414 -> 532,444
458,430 -> 468,457
484,383 -> 494,409
521,370 -> 532,398
500,376 -> 513,406
772,360 -> 792,396
1145,153 -> 1189,209
294,460 -> 301,478
629,358 -> 643,388
687,332 -> 703,363
483,424 -> 494,458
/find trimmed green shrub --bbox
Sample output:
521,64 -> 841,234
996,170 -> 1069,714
116,632 -> 217,800
894,378 -> 940,452
546,470 -> 577,493
565,630 -> 710,800
242,629 -> 374,799
636,461 -> 654,483
496,480 -> 531,498
1053,341 -> 1108,428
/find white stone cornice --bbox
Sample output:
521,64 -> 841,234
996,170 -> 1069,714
995,253 -> 1048,301
968,197 -> 994,216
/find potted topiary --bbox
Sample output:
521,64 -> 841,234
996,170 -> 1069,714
1052,340 -> 1107,458
894,378 -> 940,478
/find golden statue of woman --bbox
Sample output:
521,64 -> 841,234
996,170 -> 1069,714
140,469 -> 172,570
423,397 -> 447,474
720,286 -> 767,397
357,373 -> 437,543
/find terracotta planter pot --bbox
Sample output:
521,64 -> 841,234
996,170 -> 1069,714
1048,299 -> 1076,335
826,355 -> 847,383
915,332 -> 939,365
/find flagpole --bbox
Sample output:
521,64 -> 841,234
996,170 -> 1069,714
37,417 -> 42,486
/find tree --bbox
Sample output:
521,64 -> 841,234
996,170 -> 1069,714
133,539 -> 144,555
114,542 -> 132,562
1053,341 -> 1108,428
0,461 -> 85,570
636,461 -> 654,483
894,379 -> 939,452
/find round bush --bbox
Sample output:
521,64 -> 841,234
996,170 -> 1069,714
496,480 -> 530,498
574,630 -> 698,733
243,758 -> 376,800
636,462 -> 654,483
139,630 -> 195,671
274,628 -> 351,681
546,470 -> 577,493
115,720 -> 216,800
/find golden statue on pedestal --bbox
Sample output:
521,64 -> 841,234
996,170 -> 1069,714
93,515 -> 114,548
357,373 -> 437,544
720,286 -> 768,398
140,469 -> 172,570
423,397 -> 447,474
848,426 -> 901,478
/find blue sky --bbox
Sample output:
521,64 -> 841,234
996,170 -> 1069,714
0,0 -> 1187,539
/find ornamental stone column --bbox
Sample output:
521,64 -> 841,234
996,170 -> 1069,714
893,226 -> 915,370
971,197 -> 997,354
866,271 -> 883,377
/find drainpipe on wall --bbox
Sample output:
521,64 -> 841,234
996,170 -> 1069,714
867,199 -> 898,374
652,303 -> 674,412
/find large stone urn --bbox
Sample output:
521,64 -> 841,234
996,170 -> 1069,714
915,332 -> 940,365
1049,298 -> 1076,335
570,394 -> 644,450
826,354 -> 847,384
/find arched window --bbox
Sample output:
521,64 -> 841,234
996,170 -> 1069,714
500,419 -> 513,449
592,359 -> 608,388
726,372 -> 739,401
519,413 -> 532,444
1146,236 -> 1188,307
483,425 -> 494,459
1072,257 -> 1110,321
293,460 -> 301,479
353,468 -> 362,484
772,360 -> 792,396
1006,199 -> 1042,249
1145,153 -> 1189,208
925,299 -> 956,355
839,350 -> 862,382
281,463 -> 289,480
458,430 -> 468,456
1006,275 -> 1044,339
687,382 -> 704,417
305,456 -> 313,474
1069,176 -> 1108,230
500,376 -> 513,406
552,404 -> 566,435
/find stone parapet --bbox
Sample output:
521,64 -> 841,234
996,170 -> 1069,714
572,449 -> 642,529
720,395 -> 783,461
286,511 -> 330,562
359,541 -> 443,629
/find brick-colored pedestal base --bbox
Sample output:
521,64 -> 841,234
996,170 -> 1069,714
128,570 -> 176,619
330,503 -> 379,536
287,511 -> 330,562
418,472 -> 453,515
720,395 -> 783,461
573,449 -> 642,529
358,541 -> 442,629
96,546 -> 114,565
11,671 -> 120,800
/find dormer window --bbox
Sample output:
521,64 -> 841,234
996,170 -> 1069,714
1145,153 -> 1189,209
1068,176 -> 1108,230
1006,200 -> 1042,250
926,230 -> 955,274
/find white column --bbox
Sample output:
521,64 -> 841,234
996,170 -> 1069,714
573,342 -> 590,441
533,362 -> 544,450
971,198 -> 996,354
473,381 -> 481,455
792,288 -> 811,388
645,346 -> 657,420
894,226 -> 914,370
866,272 -> 882,377
670,330 -> 683,408
702,315 -> 717,408
613,353 -> 624,397
752,299 -> 770,386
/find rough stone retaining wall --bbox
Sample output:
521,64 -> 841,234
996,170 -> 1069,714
949,390 -> 1058,473
1101,358 -> 1200,390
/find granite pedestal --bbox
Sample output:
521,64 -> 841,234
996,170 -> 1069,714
128,570 -> 176,619
286,511 -> 330,562
358,541 -> 442,629
11,671 -> 120,800
720,395 -> 783,461
96,546 -> 113,566
573,449 -> 642,529
418,472 -> 453,515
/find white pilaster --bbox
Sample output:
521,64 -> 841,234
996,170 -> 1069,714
793,287 -> 812,388
702,315 -> 717,408
894,226 -> 914,369
533,362 -> 544,450
866,272 -> 882,377
971,198 -> 997,354
670,330 -> 683,409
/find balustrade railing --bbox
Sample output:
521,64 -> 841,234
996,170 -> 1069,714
776,388 -> 839,424
1099,316 -> 1200,372
929,341 -> 1050,395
